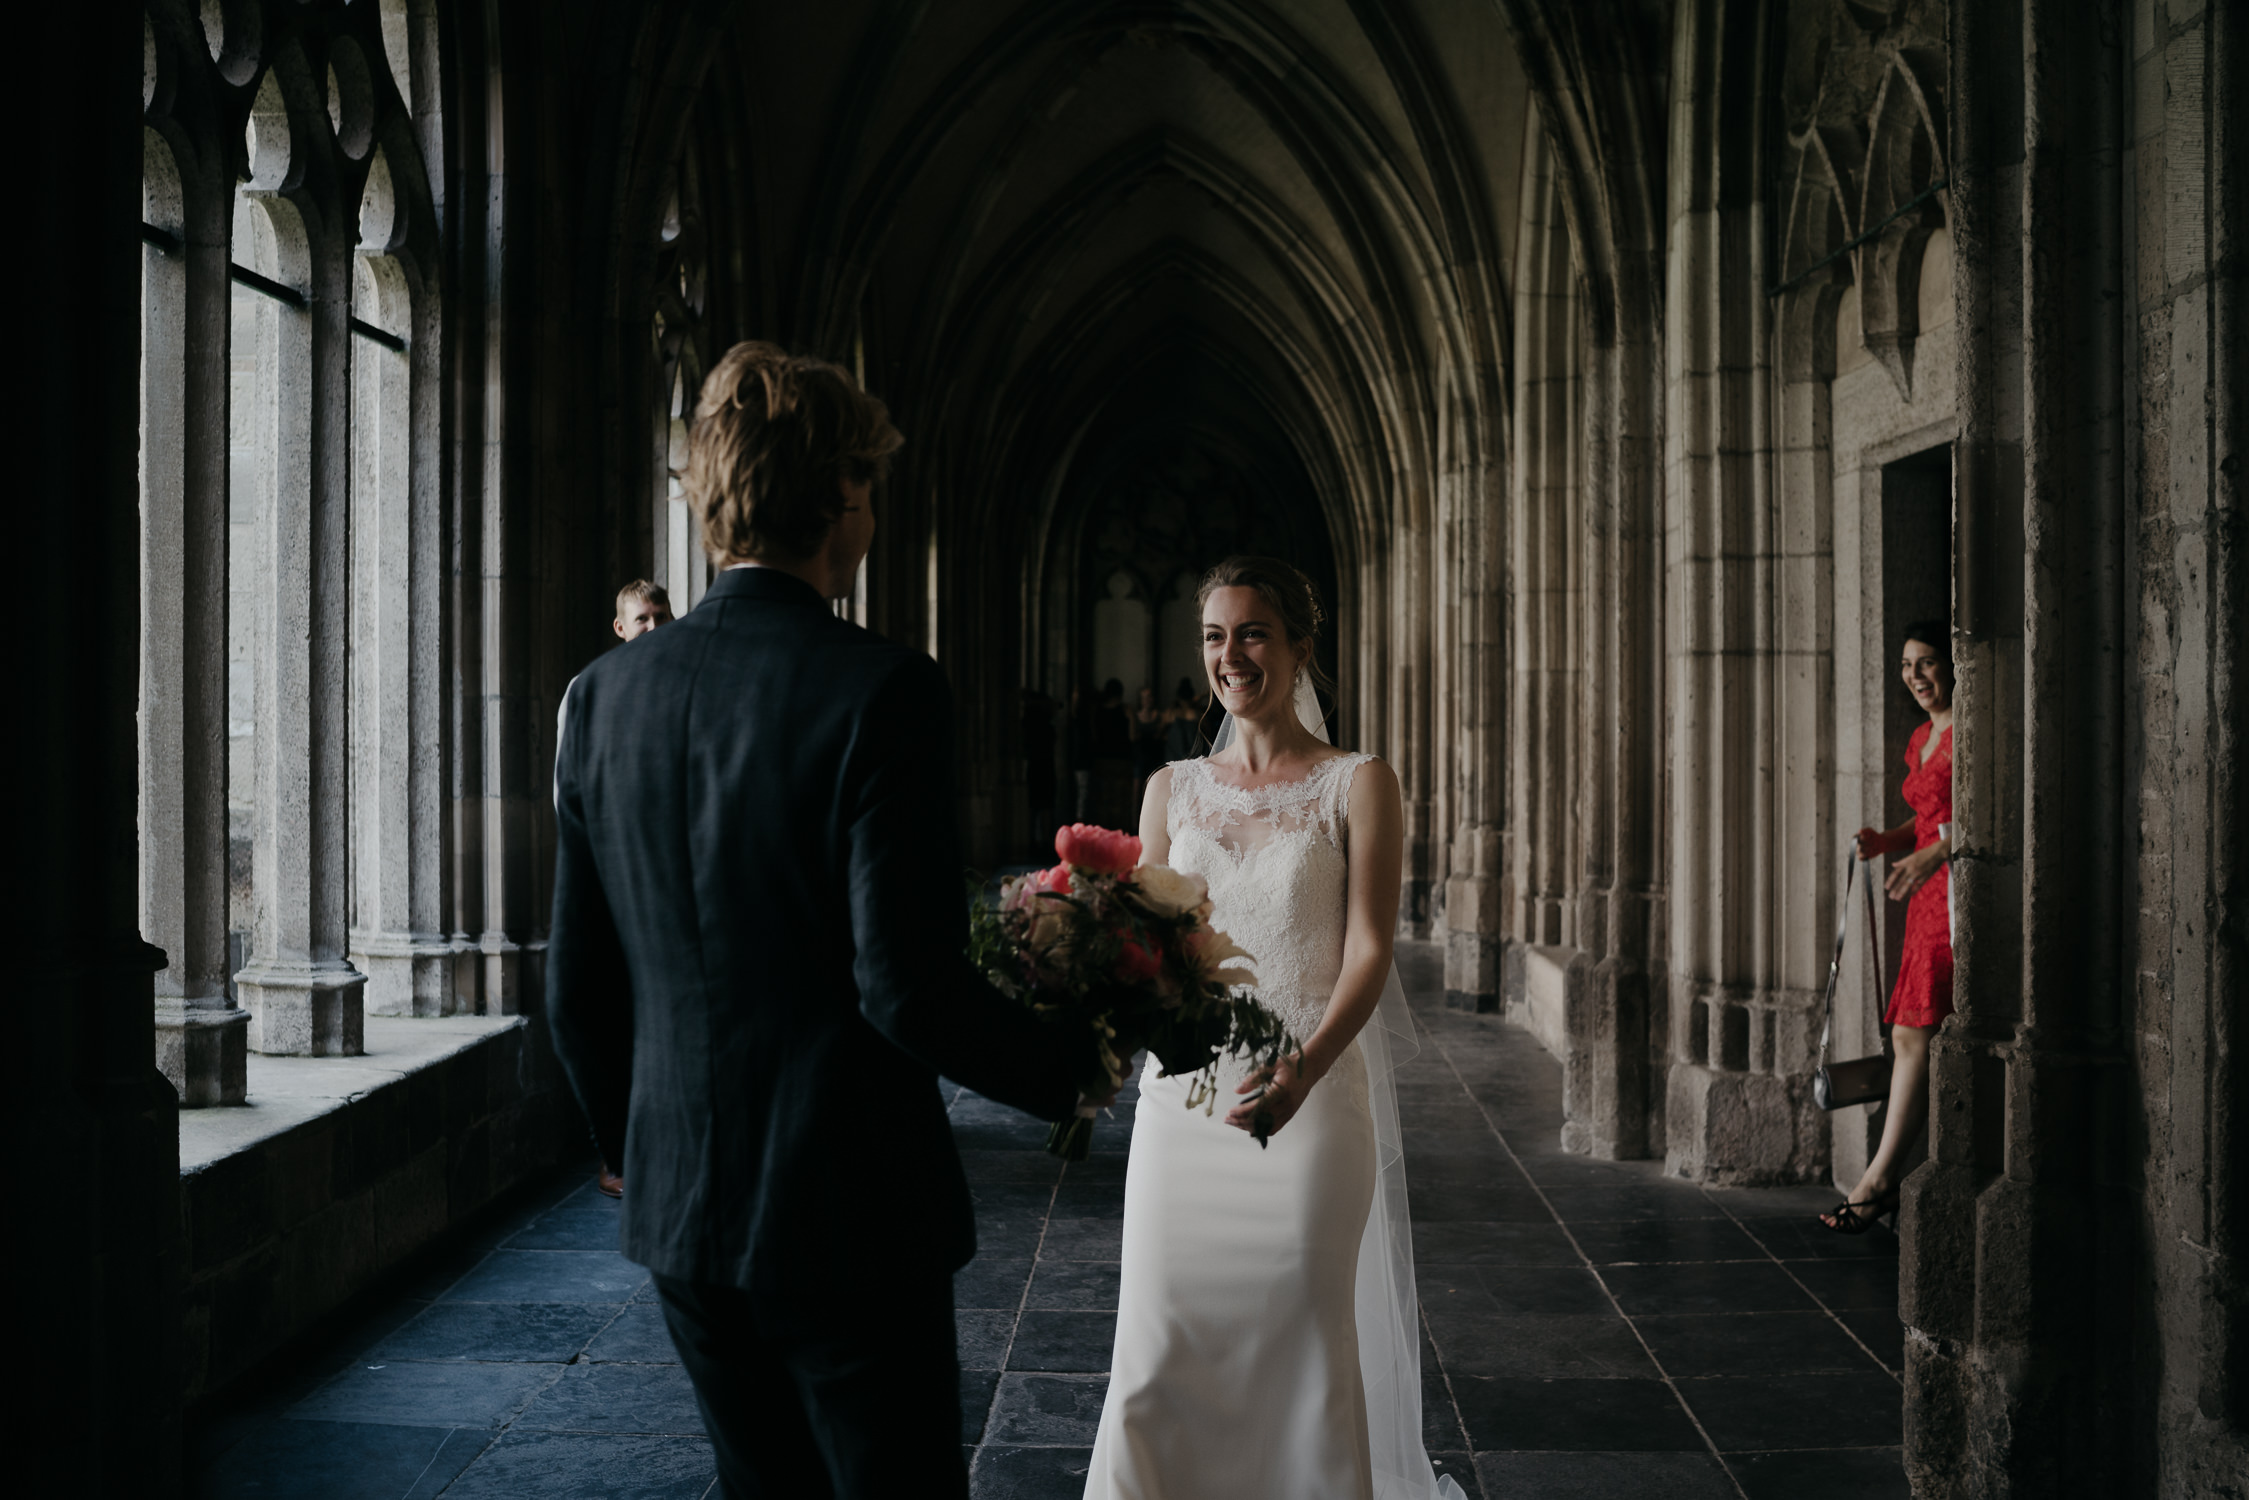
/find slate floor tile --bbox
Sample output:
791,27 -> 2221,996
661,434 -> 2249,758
1788,1258 -> 1902,1311
1600,1260 -> 1817,1317
288,1359 -> 562,1429
1452,1376 -> 1704,1451
1731,1447 -> 1912,1499
1415,1220 -> 1581,1266
959,1149 -> 1069,1186
1415,1219 -> 1571,1264
1026,1259 -> 1120,1309
1678,1372 -> 1903,1451
951,1106 -> 1061,1151
1633,1311 -> 1881,1377
1423,1391 -> 1466,1449
1427,1452 -> 1483,1498
985,1373 -> 1110,1445
961,1368 -> 1002,1444
1836,1306 -> 1905,1372
442,1250 -> 648,1305
583,1304 -> 680,1364
1427,1313 -> 1657,1379
1408,1180 -> 1555,1223
1039,1216 -> 1124,1259
370,1301 -> 612,1364
1048,1182 -> 1127,1220
1542,1185 -> 1726,1222
502,1184 -> 624,1251
196,1418 -> 483,1500
1007,1309 -> 1117,1372
1475,1448 -> 1740,1499
1701,1183 -> 1850,1218
1569,1216 -> 1764,1264
975,1211 -> 1050,1259
1741,1215 -> 1901,1260
439,1430 -> 715,1499
1059,1155 -> 1129,1188
1420,1267 -> 1501,1315
971,1444 -> 1096,1500
511,1361 -> 706,1435
1472,1265 -> 1615,1316
957,1308 -> 1017,1371
957,1257 -> 1034,1309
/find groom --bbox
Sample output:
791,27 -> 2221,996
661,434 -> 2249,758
547,341 -> 1105,1498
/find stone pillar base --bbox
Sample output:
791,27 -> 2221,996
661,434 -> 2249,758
154,1000 -> 250,1106
1444,927 -> 1502,1011
237,962 -> 366,1055
481,935 -> 523,1016
353,934 -> 460,1017
1664,1060 -> 1824,1184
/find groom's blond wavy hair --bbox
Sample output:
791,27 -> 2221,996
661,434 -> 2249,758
682,341 -> 903,564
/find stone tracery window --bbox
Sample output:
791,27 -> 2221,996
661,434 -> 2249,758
653,149 -> 713,611
139,0 -> 447,1101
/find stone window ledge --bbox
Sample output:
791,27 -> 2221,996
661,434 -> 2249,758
179,1014 -> 526,1174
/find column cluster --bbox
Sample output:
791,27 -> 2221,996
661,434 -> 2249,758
141,0 -> 452,1093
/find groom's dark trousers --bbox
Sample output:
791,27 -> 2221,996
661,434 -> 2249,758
547,566 -> 1083,1499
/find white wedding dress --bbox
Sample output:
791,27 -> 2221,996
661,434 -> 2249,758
1083,752 -> 1465,1500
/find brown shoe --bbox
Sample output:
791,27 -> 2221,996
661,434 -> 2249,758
596,1166 -> 624,1200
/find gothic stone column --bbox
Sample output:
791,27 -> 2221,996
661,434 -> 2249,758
233,201 -> 367,1054
142,132 -> 248,1101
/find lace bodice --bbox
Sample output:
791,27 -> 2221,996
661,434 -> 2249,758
1165,753 -> 1375,1050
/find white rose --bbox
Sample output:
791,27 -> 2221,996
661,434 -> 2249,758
1131,864 -> 1209,919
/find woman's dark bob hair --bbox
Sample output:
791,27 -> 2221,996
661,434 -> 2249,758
1901,618 -> 1951,658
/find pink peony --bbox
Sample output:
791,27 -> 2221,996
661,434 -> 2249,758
1034,862 -> 1074,895
1056,823 -> 1141,874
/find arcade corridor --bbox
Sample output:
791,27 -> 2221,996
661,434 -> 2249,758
194,950 -> 1905,1500
38,0 -> 2241,1493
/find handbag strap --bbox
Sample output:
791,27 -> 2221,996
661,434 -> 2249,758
1817,837 -> 1891,1061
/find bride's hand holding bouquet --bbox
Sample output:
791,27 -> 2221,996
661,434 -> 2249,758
970,823 -> 1293,1158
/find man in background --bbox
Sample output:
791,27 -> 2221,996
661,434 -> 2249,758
570,577 -> 674,1200
614,579 -> 674,640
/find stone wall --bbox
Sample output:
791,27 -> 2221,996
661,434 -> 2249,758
177,1017 -> 572,1406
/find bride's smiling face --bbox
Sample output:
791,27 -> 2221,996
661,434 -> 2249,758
1203,586 -> 1310,724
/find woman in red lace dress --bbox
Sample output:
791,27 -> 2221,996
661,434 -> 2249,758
1822,620 -> 1953,1233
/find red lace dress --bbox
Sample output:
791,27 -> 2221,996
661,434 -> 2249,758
1883,722 -> 1954,1028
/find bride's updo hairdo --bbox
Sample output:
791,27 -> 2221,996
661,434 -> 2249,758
1195,555 -> 1336,700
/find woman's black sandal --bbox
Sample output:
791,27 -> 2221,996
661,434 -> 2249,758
1820,1190 -> 1898,1234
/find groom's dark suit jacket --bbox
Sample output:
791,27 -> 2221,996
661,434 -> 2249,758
547,566 -> 1081,1295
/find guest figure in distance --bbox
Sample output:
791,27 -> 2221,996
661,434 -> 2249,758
1823,618 -> 1954,1234
547,341 -> 1114,1499
1163,675 -> 1206,761
565,577 -> 674,1201
1131,683 -> 1167,792
614,579 -> 674,640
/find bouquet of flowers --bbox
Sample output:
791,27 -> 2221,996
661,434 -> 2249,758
970,823 -> 1295,1159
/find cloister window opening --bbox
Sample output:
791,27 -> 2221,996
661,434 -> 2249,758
654,156 -> 712,611
140,0 -> 449,1084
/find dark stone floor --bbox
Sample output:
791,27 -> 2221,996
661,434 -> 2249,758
194,944 -> 1906,1499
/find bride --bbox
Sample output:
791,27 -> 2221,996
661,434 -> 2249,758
1084,557 -> 1464,1500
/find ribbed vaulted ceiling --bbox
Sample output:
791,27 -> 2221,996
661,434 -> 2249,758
673,0 -> 1534,722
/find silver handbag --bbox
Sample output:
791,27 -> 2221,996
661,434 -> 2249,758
1813,843 -> 1893,1110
